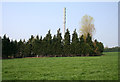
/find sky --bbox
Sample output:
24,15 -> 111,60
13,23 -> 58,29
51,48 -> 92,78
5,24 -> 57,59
2,2 -> 118,48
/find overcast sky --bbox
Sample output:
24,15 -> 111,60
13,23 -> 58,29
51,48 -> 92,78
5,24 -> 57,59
2,2 -> 118,48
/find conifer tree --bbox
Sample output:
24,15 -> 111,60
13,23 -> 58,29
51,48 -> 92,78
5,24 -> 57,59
17,39 -> 25,57
51,35 -> 57,56
33,35 -> 43,57
56,28 -> 63,56
33,35 -> 39,56
98,42 -> 104,53
63,29 -> 71,56
23,41 -> 31,57
10,40 -> 15,58
39,36 -> 43,56
2,28 -> 104,58
43,30 -> 52,56
28,35 -> 35,57
86,33 -> 94,56
13,40 -> 18,57
94,39 -> 104,55
83,43 -> 91,56
71,29 -> 79,55
79,35 -> 84,56
2,35 -> 11,58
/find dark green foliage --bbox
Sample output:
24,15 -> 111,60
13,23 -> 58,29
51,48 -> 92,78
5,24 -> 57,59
55,28 -> 63,56
50,29 -> 63,57
82,43 -> 91,56
33,35 -> 42,57
104,46 -> 120,52
13,40 -> 18,56
71,29 -> 79,55
79,35 -> 92,56
51,35 -> 57,56
2,29 -> 104,58
2,35 -> 11,58
63,29 -> 71,56
94,39 -> 104,56
10,40 -> 18,58
79,35 -> 84,55
98,42 -> 104,53
27,35 -> 35,57
43,30 -> 52,56
86,33 -> 94,56
23,42 -> 31,57
80,35 -> 84,43
17,39 -> 25,57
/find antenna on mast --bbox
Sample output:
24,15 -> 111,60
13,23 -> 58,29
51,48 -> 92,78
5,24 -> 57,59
63,7 -> 66,37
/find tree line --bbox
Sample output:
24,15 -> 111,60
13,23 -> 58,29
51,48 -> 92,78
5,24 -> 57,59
2,28 -> 104,59
104,46 -> 120,52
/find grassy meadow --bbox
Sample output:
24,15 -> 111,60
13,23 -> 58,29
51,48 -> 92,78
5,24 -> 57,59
2,52 -> 118,80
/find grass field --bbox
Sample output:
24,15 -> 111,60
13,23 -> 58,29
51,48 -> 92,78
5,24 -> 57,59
2,52 -> 118,80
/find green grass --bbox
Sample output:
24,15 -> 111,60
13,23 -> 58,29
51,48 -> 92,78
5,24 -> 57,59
2,52 -> 118,80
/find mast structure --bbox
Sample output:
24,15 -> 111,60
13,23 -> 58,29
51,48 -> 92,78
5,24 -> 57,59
63,7 -> 66,37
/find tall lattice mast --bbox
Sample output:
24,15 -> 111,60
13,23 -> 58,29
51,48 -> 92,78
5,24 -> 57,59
63,7 -> 66,36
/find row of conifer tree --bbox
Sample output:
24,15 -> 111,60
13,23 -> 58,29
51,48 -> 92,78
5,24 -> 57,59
2,28 -> 104,59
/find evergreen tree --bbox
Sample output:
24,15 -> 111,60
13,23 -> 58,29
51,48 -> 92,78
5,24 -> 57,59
23,41 -> 31,57
13,40 -> 18,57
33,35 -> 42,57
39,36 -> 43,56
2,35 -> 11,58
42,37 -> 47,56
56,28 -> 63,56
2,28 -> 104,58
71,29 -> 79,56
82,43 -> 91,56
86,33 -> 94,56
99,42 -> 104,53
63,29 -> 71,56
17,39 -> 25,57
94,39 -> 104,55
80,35 -> 84,43
79,35 -> 85,56
10,40 -> 15,58
51,35 -> 57,56
43,30 -> 52,56
28,35 -> 35,57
